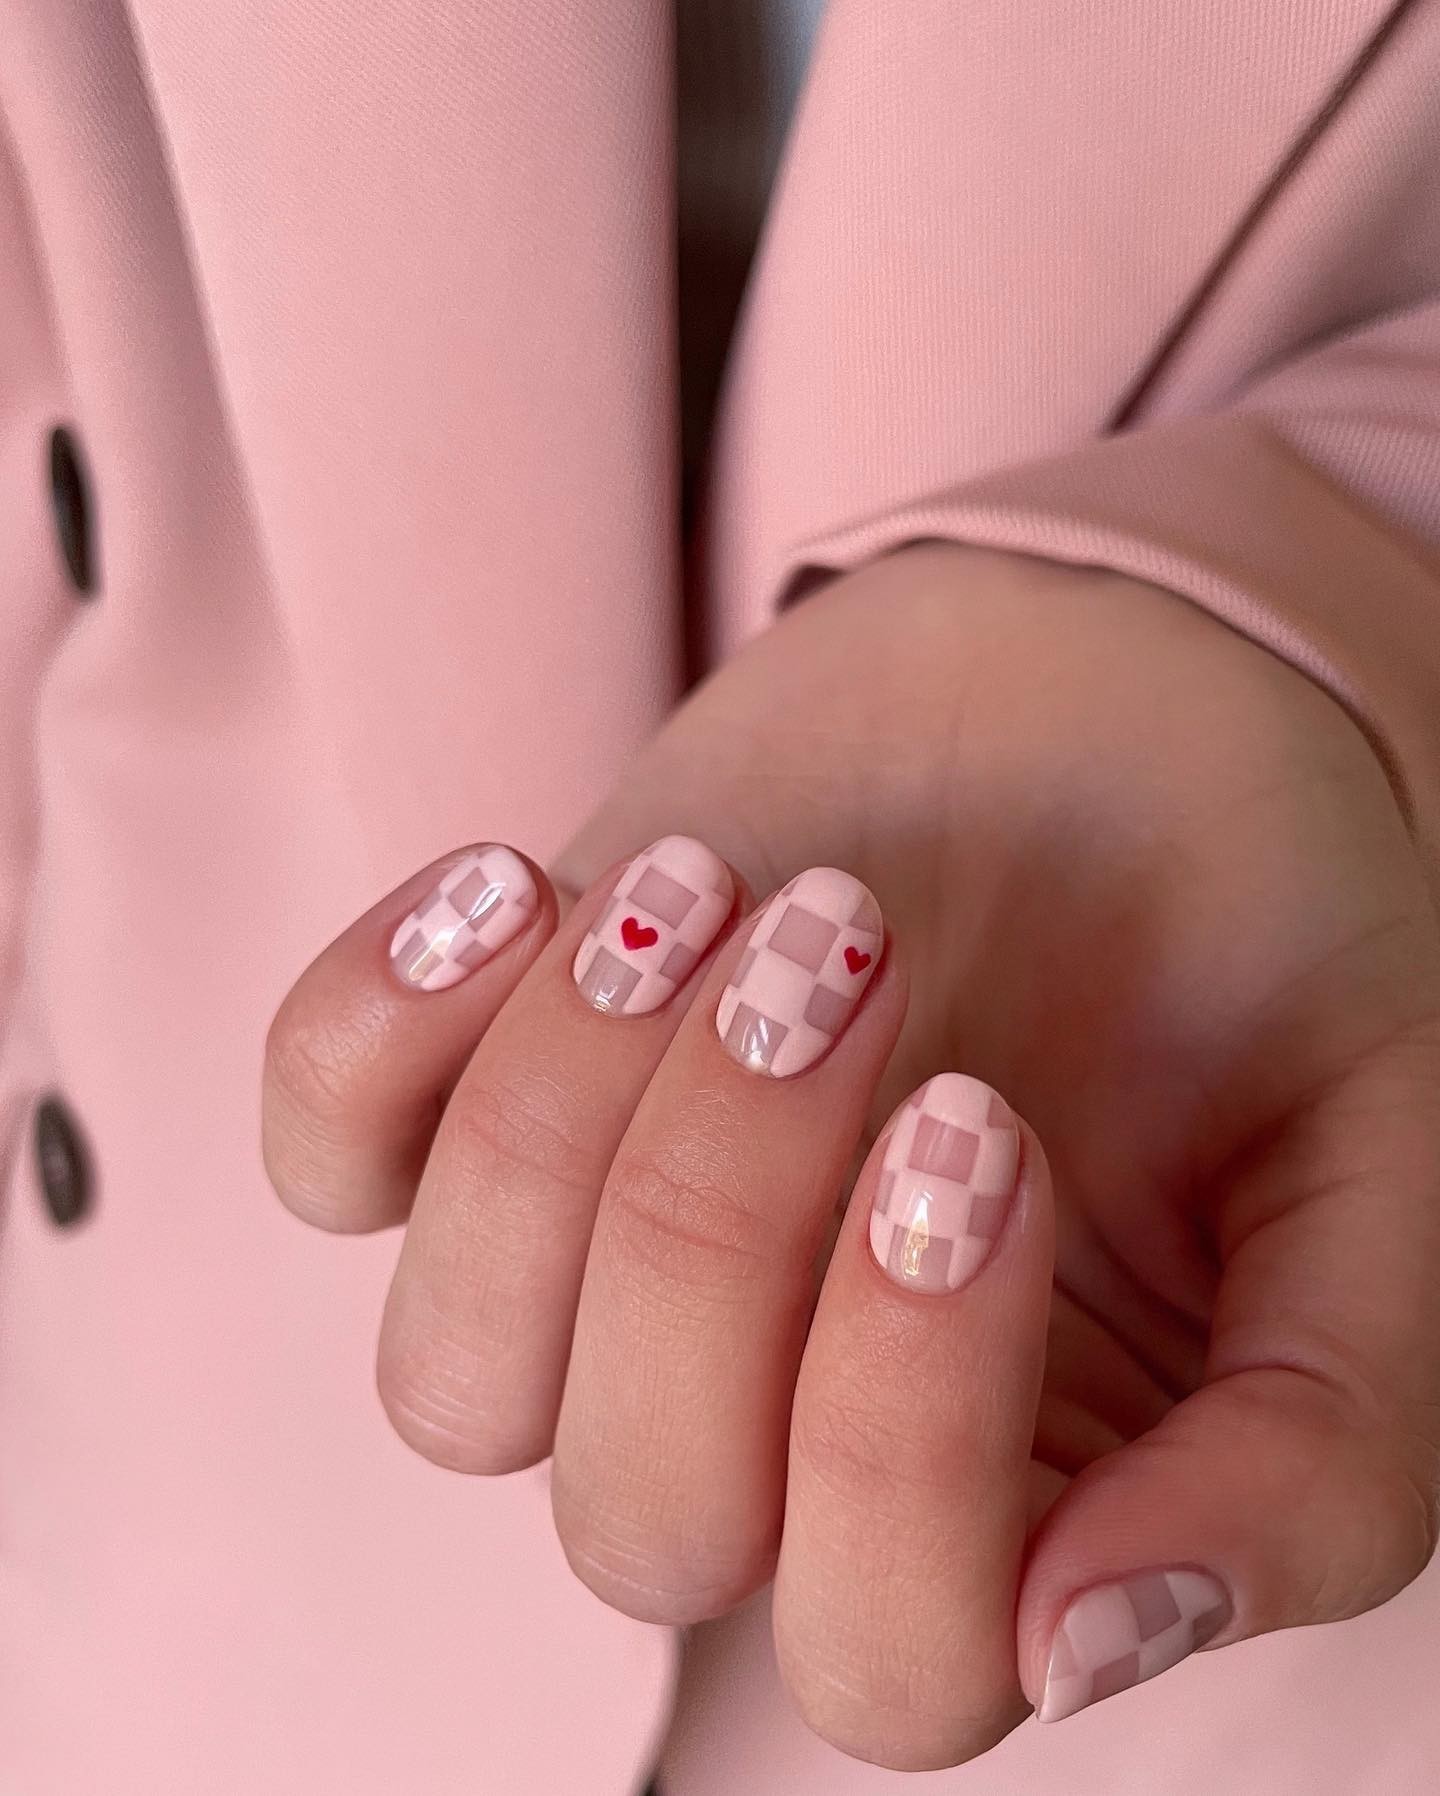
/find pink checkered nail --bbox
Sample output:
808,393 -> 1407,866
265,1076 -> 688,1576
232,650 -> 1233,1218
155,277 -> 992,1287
389,845 -> 538,991
1038,1569 -> 1232,1723
869,1073 -> 1019,1294
572,835 -> 734,1016
715,867 -> 882,1077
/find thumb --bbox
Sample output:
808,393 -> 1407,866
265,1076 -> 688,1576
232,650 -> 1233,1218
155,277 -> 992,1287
548,580 -> 902,910
1019,1033 -> 1440,1722
549,687 -> 795,914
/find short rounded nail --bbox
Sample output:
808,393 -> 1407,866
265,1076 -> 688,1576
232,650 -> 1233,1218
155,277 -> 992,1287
714,867 -> 881,1078
571,835 -> 734,1016
389,845 -> 538,990
868,1073 -> 1019,1294
1038,1569 -> 1232,1722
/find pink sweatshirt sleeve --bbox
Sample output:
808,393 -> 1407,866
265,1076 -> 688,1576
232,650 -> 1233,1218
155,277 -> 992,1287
754,8 -> 1440,891
819,300 -> 1440,876
785,303 -> 1440,900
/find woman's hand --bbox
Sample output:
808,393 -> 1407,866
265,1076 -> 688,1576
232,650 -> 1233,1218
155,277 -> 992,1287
262,545 -> 1440,1769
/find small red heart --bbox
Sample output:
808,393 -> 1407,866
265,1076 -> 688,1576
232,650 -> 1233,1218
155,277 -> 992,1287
844,946 -> 872,975
620,916 -> 659,951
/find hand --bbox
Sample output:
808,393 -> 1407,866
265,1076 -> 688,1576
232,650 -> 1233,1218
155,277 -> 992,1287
262,545 -> 1440,1769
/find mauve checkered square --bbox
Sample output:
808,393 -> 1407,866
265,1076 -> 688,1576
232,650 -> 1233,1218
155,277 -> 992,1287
629,865 -> 698,928
909,1114 -> 980,1182
389,846 -> 537,991
802,982 -> 851,1034
768,904 -> 839,972
1127,1571 -> 1184,1640
571,835 -> 733,1017
1039,1568 -> 1232,1722
714,868 -> 882,1078
868,1073 -> 1018,1294
448,864 -> 497,920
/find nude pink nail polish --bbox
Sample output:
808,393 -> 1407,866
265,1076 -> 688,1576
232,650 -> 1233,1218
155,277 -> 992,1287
869,1073 -> 1019,1294
1038,1569 -> 1232,1722
571,835 -> 734,1016
714,867 -> 882,1078
389,845 -> 538,991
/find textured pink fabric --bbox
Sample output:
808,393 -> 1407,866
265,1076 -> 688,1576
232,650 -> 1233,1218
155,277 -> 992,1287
1,3 -> 1439,1792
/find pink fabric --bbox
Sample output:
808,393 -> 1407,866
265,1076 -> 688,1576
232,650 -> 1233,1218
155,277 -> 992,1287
1,2 -> 1438,1791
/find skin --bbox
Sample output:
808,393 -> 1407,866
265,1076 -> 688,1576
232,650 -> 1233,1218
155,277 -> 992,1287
262,544 -> 1440,1769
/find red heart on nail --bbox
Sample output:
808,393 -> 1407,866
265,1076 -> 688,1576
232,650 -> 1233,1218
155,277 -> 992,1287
620,916 -> 659,951
844,946 -> 872,975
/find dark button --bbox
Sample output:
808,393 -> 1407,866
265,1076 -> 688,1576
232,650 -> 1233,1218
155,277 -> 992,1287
49,425 -> 97,596
33,1094 -> 93,1228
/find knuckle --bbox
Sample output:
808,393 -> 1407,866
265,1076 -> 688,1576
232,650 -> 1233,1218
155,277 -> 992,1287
1214,1369 -> 1440,1618
1288,1364 -> 1440,1593
556,1533 -> 764,1627
601,1143 -> 789,1300
381,1384 -> 547,1477
264,989 -> 381,1121
1305,1435 -> 1440,1621
1376,1439 -> 1440,1588
261,1009 -> 382,1229
551,1481 -> 775,1626
790,1383 -> 948,1522
779,1621 -> 1020,1772
377,1312 -> 552,1476
795,1704 -> 1016,1776
265,1159 -> 370,1232
440,1071 -> 596,1211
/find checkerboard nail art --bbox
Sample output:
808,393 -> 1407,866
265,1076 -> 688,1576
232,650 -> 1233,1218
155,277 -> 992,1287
389,846 -> 538,991
715,868 -> 882,1077
869,1073 -> 1019,1294
1039,1569 -> 1231,1722
572,835 -> 734,1016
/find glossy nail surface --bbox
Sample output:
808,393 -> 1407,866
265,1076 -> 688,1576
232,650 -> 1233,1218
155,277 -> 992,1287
572,835 -> 734,1016
1039,1569 -> 1231,1722
389,846 -> 538,991
715,867 -> 881,1078
869,1073 -> 1019,1293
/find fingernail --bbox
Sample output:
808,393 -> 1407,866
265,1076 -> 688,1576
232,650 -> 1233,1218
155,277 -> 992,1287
869,1073 -> 1019,1293
389,846 -> 538,991
715,867 -> 881,1078
1038,1569 -> 1232,1723
572,835 -> 734,1016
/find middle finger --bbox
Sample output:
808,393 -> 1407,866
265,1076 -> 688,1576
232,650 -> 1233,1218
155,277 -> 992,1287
552,868 -> 903,1623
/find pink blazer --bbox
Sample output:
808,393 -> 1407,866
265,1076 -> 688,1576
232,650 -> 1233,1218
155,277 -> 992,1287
3,3 -> 1439,1790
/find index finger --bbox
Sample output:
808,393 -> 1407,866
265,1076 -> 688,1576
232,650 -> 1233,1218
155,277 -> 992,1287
775,1075 -> 1054,1769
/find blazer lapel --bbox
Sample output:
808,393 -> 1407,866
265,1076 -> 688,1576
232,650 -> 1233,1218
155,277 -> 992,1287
126,0 -> 682,873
